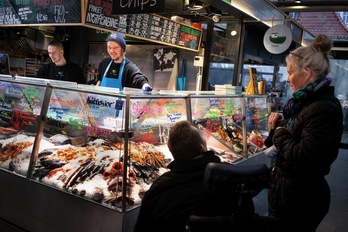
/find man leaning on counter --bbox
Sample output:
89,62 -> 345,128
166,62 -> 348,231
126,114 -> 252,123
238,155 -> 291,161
96,31 -> 152,91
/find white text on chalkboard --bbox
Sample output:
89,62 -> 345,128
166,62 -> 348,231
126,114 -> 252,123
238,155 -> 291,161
112,0 -> 164,14
119,0 -> 157,10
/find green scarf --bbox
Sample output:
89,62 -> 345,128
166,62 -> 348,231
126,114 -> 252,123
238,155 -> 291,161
283,77 -> 332,127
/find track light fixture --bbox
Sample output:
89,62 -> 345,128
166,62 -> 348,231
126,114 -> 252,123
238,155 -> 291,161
212,14 -> 221,23
185,0 -> 203,11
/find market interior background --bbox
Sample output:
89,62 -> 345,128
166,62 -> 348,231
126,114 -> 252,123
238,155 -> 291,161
1,0 -> 348,232
1,0 -> 348,97
1,1 -> 348,169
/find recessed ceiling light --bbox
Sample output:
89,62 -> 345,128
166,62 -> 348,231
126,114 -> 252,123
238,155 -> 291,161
295,0 -> 301,3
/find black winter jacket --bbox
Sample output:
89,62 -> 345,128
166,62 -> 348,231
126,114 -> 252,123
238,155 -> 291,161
97,58 -> 148,89
268,86 -> 343,231
134,151 -> 240,232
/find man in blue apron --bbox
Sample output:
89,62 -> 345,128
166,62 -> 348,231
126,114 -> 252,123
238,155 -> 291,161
96,32 -> 152,92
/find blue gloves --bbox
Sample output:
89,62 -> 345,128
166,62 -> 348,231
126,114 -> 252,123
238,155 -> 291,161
142,83 -> 153,92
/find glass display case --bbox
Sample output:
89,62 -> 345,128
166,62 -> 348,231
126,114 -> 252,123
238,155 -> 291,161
0,77 -> 270,228
189,92 -> 269,162
243,95 -> 270,157
0,76 -> 270,232
190,93 -> 244,163
0,76 -> 47,174
0,76 -> 191,213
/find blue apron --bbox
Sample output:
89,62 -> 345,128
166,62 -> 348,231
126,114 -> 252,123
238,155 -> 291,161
100,58 -> 126,117
100,58 -> 126,90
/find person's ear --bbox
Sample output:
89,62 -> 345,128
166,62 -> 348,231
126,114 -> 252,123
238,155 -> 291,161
199,142 -> 207,153
304,67 -> 312,80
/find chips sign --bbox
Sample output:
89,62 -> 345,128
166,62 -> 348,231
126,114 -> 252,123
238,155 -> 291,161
112,0 -> 166,15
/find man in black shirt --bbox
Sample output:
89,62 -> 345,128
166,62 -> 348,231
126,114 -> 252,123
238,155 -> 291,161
36,40 -> 86,84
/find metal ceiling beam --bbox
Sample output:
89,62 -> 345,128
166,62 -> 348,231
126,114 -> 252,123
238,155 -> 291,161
272,1 -> 348,12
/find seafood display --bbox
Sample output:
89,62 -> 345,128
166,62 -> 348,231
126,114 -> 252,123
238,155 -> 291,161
0,83 -> 270,212
191,95 -> 269,160
0,133 -> 50,174
213,124 -> 266,156
0,141 -> 33,162
0,131 -> 171,209
194,118 -> 266,159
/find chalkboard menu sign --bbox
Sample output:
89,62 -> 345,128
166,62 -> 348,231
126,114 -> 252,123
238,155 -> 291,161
0,0 -> 81,25
85,0 -> 202,51
112,0 -> 165,15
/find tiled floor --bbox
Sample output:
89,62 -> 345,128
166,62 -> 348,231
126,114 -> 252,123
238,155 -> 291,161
317,144 -> 348,232
316,132 -> 348,232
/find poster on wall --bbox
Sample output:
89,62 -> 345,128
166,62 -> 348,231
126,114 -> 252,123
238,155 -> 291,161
263,25 -> 292,54
153,48 -> 179,72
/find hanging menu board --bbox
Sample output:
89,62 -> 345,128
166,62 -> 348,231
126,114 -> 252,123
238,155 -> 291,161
111,0 -> 165,15
0,0 -> 81,25
85,0 -> 202,52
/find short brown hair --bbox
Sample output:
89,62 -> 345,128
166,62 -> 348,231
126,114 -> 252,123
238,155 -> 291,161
48,40 -> 64,50
167,120 -> 206,160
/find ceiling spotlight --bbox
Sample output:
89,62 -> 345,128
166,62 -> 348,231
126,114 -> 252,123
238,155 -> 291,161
187,3 -> 203,10
186,1 -> 203,11
231,30 -> 237,36
294,0 -> 301,3
212,14 -> 221,23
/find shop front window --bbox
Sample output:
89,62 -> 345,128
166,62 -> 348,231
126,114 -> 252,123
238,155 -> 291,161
207,20 -> 240,89
241,63 -> 291,112
331,59 -> 348,143
239,58 -> 348,143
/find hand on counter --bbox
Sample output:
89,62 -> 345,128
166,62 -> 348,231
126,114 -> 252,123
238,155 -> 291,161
142,83 -> 153,92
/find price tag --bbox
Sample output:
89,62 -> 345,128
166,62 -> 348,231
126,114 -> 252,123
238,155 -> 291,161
115,100 -> 124,110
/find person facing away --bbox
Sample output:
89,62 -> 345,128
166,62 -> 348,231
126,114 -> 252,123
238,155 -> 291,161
96,31 -> 152,91
36,40 -> 86,84
133,120 -> 241,232
266,34 -> 343,232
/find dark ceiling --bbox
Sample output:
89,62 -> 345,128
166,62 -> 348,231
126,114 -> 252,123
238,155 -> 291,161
163,0 -> 348,57
269,0 -> 348,12
163,0 -> 240,22
164,0 -> 348,18
164,1 -> 348,38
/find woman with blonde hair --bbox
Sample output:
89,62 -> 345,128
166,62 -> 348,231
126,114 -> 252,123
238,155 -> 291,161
266,34 -> 343,231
